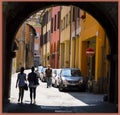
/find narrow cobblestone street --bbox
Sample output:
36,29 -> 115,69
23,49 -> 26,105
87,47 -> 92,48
3,70 -> 117,113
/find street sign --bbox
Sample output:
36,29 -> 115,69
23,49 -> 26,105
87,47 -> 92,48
86,48 -> 95,57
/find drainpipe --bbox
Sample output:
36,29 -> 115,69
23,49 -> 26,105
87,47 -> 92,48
74,8 -> 77,68
45,24 -> 47,67
59,6 -> 61,68
69,7 -> 71,68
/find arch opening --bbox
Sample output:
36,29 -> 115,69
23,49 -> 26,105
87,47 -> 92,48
2,2 -> 118,112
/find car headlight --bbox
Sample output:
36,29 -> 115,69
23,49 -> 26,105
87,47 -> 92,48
79,79 -> 83,84
63,80 -> 68,84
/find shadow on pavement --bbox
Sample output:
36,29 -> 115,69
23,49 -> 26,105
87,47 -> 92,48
3,102 -> 117,113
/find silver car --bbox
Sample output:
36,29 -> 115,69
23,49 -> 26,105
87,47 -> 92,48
58,68 -> 86,91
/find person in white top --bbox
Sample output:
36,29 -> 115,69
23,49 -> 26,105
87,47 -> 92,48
16,67 -> 27,103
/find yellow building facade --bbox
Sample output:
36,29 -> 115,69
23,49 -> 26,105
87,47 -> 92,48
42,8 -> 51,67
60,6 -> 71,68
40,6 -> 110,93
70,6 -> 80,68
79,10 -> 110,93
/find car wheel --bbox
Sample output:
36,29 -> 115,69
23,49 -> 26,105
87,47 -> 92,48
59,84 -> 63,91
39,77 -> 41,80
52,82 -> 54,86
42,78 -> 44,82
79,86 -> 86,92
54,81 -> 57,88
43,79 -> 45,82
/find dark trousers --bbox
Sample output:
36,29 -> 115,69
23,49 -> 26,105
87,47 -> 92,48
46,77 -> 52,87
29,87 -> 36,101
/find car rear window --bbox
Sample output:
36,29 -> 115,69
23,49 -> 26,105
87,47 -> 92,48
71,70 -> 82,76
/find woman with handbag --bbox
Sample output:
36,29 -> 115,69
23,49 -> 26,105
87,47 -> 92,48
16,67 -> 27,104
27,66 -> 38,104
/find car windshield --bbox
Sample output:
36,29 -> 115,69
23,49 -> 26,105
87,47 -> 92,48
62,70 -> 71,76
61,69 -> 81,77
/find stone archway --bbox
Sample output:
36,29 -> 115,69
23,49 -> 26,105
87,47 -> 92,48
2,2 -> 118,106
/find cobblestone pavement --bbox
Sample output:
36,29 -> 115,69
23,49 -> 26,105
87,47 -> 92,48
3,70 -> 118,113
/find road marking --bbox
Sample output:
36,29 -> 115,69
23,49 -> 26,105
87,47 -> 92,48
55,110 -> 72,112
41,106 -> 60,109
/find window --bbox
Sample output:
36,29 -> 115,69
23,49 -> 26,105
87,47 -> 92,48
40,35 -> 43,47
72,7 -> 76,21
77,8 -> 80,18
47,30 -> 51,41
57,40 -> 59,51
69,11 -> 71,23
58,11 -> 60,29
51,18 -> 53,33
54,42 -> 56,51
66,14 -> 68,26
64,17 -> 65,29
61,20 -> 63,30
48,11 -> 51,21
54,15 -> 56,31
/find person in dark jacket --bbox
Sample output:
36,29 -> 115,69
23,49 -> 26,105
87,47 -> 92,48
28,66 -> 38,104
45,65 -> 52,88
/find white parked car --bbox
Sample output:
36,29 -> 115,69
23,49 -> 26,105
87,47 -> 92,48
52,68 -> 62,87
39,67 -> 47,82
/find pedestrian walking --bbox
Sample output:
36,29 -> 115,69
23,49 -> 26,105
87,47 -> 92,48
45,64 -> 52,88
27,66 -> 38,104
16,67 -> 27,103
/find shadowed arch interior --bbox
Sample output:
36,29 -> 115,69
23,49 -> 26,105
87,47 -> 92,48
2,2 -> 118,108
